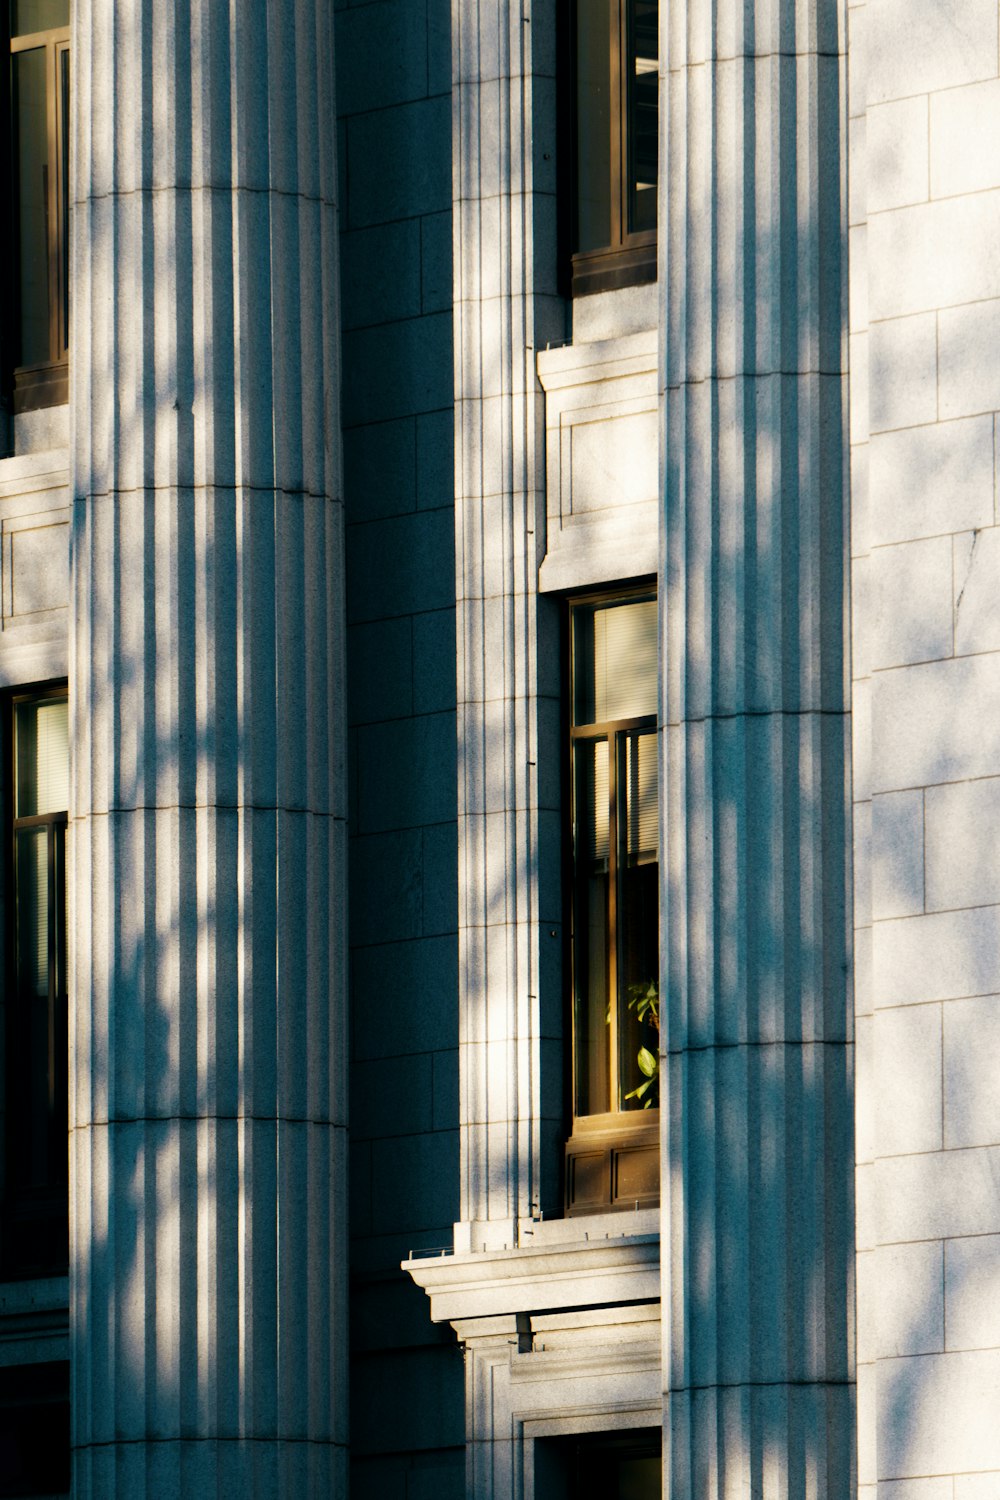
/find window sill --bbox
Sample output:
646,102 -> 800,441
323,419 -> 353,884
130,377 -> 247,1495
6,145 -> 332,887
402,1220 -> 659,1325
13,361 -> 68,416
571,241 -> 656,298
0,1275 -> 69,1367
572,281 -> 657,345
8,402 -> 69,460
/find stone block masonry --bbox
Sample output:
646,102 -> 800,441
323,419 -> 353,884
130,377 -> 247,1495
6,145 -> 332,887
335,0 -> 464,1494
858,0 -> 1000,1491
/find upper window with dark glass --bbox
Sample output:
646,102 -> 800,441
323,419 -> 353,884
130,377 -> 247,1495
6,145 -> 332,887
570,0 -> 658,296
5,0 -> 70,414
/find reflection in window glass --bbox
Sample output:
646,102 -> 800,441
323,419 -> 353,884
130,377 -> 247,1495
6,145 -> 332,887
10,0 -> 68,36
9,3 -> 71,400
16,826 -> 49,999
571,594 -> 659,1120
60,46 -> 70,349
571,0 -> 658,268
627,0 -> 658,233
14,46 -> 49,367
16,696 -> 69,816
573,597 -> 657,725
575,0 -> 613,252
617,728 -> 658,1110
574,739 -> 610,1117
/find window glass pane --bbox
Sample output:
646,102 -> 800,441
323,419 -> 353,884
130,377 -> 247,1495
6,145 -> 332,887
627,0 -> 658,234
60,46 -> 69,348
10,0 -> 68,36
618,729 -> 659,1110
617,1455 -> 661,1499
574,597 -> 657,724
13,45 -> 50,367
624,725 -> 657,862
573,738 -> 610,1116
575,0 -> 612,252
16,697 -> 69,817
53,819 -> 65,997
16,825 -> 49,998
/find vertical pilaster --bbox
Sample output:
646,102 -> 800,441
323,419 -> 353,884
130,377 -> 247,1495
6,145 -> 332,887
661,2 -> 853,1496
847,0 -> 875,1493
453,0 -> 548,1235
69,1 -> 347,1494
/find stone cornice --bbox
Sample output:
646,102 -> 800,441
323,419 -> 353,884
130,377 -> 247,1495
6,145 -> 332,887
403,1231 -> 660,1324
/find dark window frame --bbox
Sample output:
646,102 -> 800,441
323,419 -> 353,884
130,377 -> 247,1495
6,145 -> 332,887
563,587 -> 659,1217
564,0 -> 658,298
0,682 -> 69,1281
3,4 -> 70,416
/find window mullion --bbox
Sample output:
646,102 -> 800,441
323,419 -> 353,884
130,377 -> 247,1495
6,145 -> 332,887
607,728 -> 619,1114
46,817 -> 55,1113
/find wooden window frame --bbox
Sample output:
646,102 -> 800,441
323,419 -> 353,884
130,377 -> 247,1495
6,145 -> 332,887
4,10 -> 70,415
565,0 -> 658,298
564,589 -> 659,1217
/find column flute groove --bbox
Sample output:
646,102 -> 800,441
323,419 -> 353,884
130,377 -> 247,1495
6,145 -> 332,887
69,1 -> 347,1495
453,0 -> 548,1236
661,0 -> 853,1496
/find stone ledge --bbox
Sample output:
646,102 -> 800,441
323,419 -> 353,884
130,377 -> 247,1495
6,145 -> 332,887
403,1229 -> 660,1324
0,1276 -> 70,1368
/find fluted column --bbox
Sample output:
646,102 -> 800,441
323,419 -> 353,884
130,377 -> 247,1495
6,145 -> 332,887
661,2 -> 853,1496
69,2 -> 346,1495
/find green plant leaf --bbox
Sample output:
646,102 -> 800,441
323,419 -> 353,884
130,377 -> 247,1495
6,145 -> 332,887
636,1046 -> 657,1078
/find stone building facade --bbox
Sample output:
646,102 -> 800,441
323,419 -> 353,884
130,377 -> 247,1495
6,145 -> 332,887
0,0 -> 999,1497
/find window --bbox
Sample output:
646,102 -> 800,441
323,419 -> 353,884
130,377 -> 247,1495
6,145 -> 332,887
4,0 -> 70,414
1,688 -> 68,1278
0,1360 -> 70,1497
565,592 -> 659,1215
569,0 -> 658,296
536,1427 -> 662,1499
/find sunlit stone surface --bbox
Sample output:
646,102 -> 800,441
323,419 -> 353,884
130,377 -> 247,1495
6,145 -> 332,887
662,1 -> 853,1496
857,0 -> 1000,1495
68,2 -> 347,1493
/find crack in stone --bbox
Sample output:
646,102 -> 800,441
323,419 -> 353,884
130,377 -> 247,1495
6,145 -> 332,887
955,529 -> 980,615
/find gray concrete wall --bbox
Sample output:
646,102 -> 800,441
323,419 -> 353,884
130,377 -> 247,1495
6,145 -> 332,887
335,1 -> 464,1493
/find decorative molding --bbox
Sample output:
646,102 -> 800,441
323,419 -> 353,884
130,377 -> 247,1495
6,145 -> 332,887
537,331 -> 658,592
460,1305 -> 661,1500
405,1231 -> 659,1323
0,1277 -> 69,1367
